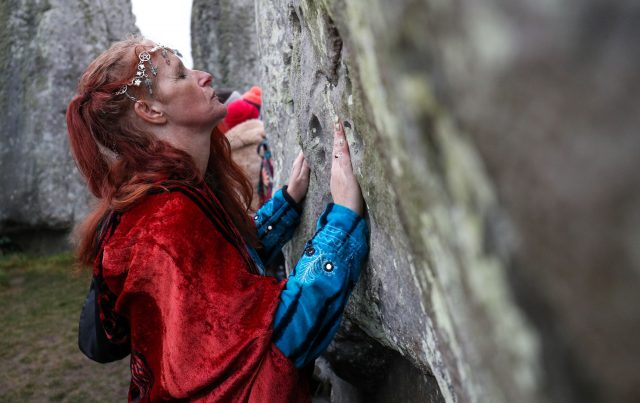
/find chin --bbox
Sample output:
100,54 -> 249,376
216,110 -> 228,125
211,103 -> 227,121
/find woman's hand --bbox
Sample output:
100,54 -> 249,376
287,151 -> 311,203
330,120 -> 364,215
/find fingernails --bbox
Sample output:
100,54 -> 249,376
335,123 -> 341,131
334,115 -> 339,123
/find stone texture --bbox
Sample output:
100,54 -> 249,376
0,0 -> 138,236
251,0 -> 540,401
426,1 -> 640,402
191,0 -> 259,90
193,0 -> 640,402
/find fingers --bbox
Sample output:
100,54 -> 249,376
293,150 -> 304,169
332,119 -> 352,169
287,149 -> 310,203
332,121 -> 344,157
299,155 -> 310,178
291,150 -> 303,176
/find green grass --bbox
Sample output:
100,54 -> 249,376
0,253 -> 130,402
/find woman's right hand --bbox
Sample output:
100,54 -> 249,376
330,120 -> 364,216
286,151 -> 311,204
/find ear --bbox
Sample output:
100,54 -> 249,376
133,100 -> 167,125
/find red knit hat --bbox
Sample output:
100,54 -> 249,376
224,98 -> 260,129
242,86 -> 262,106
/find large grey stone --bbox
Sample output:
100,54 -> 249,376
251,0 -> 540,401
430,1 -> 640,402
0,0 -> 138,236
195,0 -> 640,402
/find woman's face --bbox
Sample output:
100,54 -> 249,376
151,49 -> 227,131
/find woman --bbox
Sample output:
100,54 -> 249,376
67,37 -> 368,402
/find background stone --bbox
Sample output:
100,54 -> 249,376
191,0 -> 260,90
0,0 -> 138,243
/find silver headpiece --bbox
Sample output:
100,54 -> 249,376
114,43 -> 183,102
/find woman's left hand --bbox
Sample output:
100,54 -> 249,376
287,151 -> 310,203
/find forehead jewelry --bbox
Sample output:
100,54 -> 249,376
114,43 -> 182,102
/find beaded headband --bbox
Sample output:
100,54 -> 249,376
114,43 -> 183,102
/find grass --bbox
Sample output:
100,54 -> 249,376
0,253 -> 130,402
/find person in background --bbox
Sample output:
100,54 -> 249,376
218,85 -> 288,278
217,86 -> 272,212
66,36 -> 368,402
217,86 -> 262,133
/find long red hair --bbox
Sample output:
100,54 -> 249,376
66,37 -> 257,266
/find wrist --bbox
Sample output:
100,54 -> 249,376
331,197 -> 363,216
282,185 -> 303,213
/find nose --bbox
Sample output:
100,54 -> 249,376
196,70 -> 213,87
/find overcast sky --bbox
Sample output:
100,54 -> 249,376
131,0 -> 194,68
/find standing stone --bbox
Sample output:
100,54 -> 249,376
191,0 -> 259,90
252,0 -> 540,401
0,0 -> 138,242
191,0 -> 640,402
430,1 -> 640,402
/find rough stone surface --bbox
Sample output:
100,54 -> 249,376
426,1 -> 640,402
194,0 -> 640,402
250,1 -> 540,401
0,0 -> 138,237
191,0 -> 259,90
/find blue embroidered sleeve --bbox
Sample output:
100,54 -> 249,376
272,203 -> 369,368
253,187 -> 302,265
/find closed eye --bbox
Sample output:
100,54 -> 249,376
174,62 -> 187,80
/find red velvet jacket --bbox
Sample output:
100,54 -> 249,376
98,185 -> 310,402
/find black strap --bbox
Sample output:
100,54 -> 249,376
78,211 -> 130,363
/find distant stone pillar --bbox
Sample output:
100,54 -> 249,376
191,0 -> 260,91
0,0 -> 138,246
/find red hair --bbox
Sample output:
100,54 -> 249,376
66,37 -> 257,267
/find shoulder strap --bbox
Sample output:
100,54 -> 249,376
92,210 -> 120,265
79,210 -> 130,363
